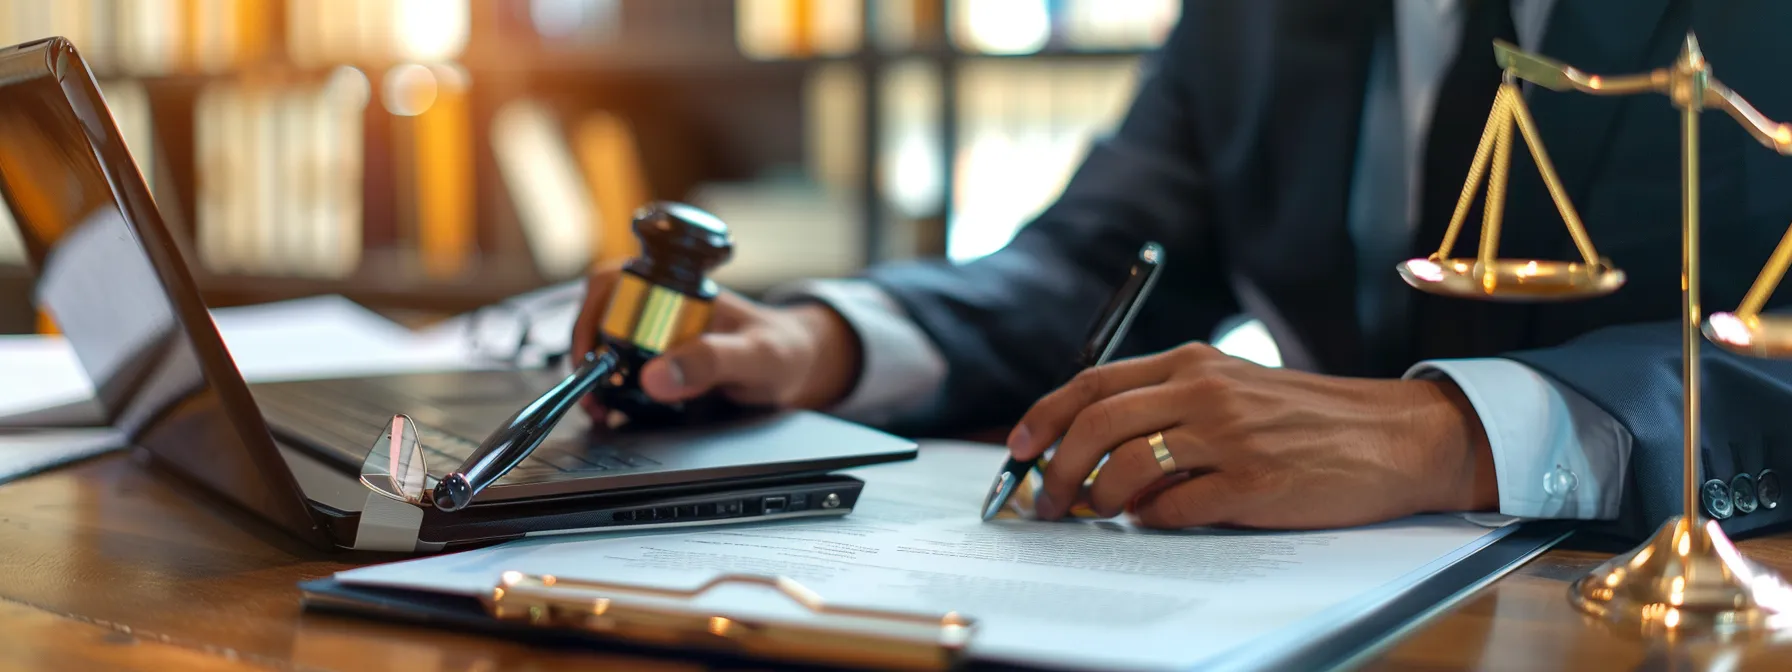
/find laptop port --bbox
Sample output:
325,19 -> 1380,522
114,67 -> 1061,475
763,495 -> 788,514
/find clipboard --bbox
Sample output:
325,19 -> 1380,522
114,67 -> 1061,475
302,569 -> 979,672
300,521 -> 1573,671
484,571 -> 975,670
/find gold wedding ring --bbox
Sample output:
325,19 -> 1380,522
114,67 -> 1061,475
1147,432 -> 1175,474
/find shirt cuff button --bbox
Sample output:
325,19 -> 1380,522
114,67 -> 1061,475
1543,466 -> 1578,497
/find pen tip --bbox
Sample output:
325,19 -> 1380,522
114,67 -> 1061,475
981,472 -> 1014,521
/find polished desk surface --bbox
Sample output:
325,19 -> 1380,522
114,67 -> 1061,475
2,452 -> 1791,672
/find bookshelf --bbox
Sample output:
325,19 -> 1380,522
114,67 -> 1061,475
0,0 -> 1173,335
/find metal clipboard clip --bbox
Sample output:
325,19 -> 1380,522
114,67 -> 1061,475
484,571 -> 978,671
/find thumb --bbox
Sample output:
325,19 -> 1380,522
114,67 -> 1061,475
639,332 -> 773,403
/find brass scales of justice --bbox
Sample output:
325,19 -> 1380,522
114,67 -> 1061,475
1397,35 -> 1792,635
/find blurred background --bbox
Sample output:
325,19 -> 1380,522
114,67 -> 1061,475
0,0 -> 1178,336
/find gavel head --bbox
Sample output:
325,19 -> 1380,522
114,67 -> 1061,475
594,202 -> 736,427
599,202 -> 734,356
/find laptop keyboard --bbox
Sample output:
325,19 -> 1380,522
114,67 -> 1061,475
250,383 -> 656,479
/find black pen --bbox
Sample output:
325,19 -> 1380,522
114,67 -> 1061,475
432,348 -> 619,511
980,242 -> 1165,521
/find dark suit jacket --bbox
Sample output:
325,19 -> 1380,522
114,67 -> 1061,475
861,0 -> 1792,541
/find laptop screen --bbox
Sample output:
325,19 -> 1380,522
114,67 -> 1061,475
0,38 -> 328,546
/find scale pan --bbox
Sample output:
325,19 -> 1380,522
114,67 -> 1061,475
1703,312 -> 1792,358
1397,257 -> 1626,301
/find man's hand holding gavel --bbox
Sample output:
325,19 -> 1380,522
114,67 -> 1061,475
571,266 -> 864,418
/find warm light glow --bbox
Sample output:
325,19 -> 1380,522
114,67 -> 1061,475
880,61 -> 944,219
396,0 -> 470,62
1776,124 -> 1792,147
1060,0 -> 1180,50
501,571 -> 524,584
328,66 -> 373,110
708,617 -> 733,635
1407,259 -> 1446,283
1588,75 -> 1604,88
1517,260 -> 1540,277
1665,608 -> 1682,628
1708,312 -> 1755,347
953,0 -> 1051,55
1679,533 -> 1692,557
1605,571 -> 1622,587
382,64 -> 439,116
948,60 -> 1141,262
1632,547 -> 1655,568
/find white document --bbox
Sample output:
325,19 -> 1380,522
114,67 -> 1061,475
0,295 -> 491,419
0,336 -> 92,419
336,443 -> 1513,671
0,428 -> 125,484
206,294 -> 489,383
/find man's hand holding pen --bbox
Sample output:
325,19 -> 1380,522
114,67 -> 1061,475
1004,342 -> 1502,529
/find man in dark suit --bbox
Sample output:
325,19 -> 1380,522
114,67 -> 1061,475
574,0 -> 1792,541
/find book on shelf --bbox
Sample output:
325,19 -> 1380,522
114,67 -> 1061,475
572,110 -> 651,266
194,69 -> 368,279
491,99 -> 597,281
386,63 -> 475,280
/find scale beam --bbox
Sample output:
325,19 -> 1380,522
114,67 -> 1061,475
1405,35 -> 1792,637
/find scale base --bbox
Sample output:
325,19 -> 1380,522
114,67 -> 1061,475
1397,257 -> 1625,301
1570,515 -> 1792,637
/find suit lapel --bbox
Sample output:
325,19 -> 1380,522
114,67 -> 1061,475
1253,0 -> 1383,375
1411,0 -> 1680,363
1508,0 -> 1678,259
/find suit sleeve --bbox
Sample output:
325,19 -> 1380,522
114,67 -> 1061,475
1502,322 -> 1792,541
862,16 -> 1240,438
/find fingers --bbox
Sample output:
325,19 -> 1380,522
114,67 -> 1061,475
640,332 -> 779,403
1032,387 -> 1188,519
1085,429 -> 1210,517
1007,353 -> 1175,460
570,265 -> 624,359
1128,474 -> 1237,529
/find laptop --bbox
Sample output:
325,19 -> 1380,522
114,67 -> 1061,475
0,37 -> 918,552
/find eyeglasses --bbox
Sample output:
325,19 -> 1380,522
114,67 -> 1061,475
461,281 -> 585,368
362,414 -> 431,505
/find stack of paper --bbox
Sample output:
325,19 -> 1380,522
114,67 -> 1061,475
1,295 -> 488,420
0,428 -> 126,486
332,443 -> 1523,671
0,295 -> 493,481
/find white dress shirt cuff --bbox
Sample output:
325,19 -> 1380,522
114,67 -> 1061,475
763,279 -> 947,427
1405,358 -> 1631,524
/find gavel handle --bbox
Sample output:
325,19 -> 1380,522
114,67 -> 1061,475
432,348 -> 619,512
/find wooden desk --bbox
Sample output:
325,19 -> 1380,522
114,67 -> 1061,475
2,453 -> 1790,672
